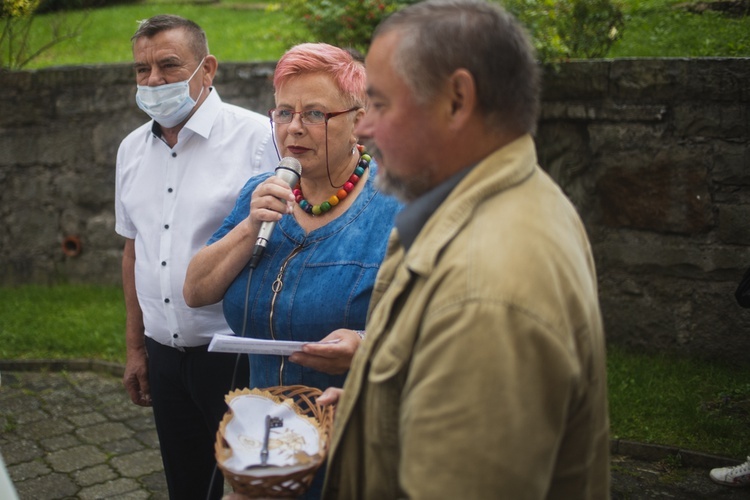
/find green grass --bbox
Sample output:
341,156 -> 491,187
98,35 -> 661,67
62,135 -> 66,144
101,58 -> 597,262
1,284 -> 749,459
608,0 -> 750,57
0,284 -> 126,362
23,1 -> 288,69
12,0 -> 750,70
608,344 -> 750,459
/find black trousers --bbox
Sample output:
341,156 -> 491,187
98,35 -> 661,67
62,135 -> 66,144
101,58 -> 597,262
145,336 -> 249,500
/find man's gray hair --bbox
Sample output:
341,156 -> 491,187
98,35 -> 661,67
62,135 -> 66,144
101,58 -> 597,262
373,0 -> 540,134
131,14 -> 209,62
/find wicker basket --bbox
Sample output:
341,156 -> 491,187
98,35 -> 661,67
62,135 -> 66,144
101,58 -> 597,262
215,385 -> 334,498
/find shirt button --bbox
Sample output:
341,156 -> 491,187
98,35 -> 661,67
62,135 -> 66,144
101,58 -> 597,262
161,261 -> 167,266
164,224 -> 169,229
164,298 -> 170,303
173,333 -> 178,339
167,188 -> 173,193
171,152 -> 177,158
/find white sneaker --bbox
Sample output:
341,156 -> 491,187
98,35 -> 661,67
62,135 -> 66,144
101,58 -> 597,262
710,457 -> 750,487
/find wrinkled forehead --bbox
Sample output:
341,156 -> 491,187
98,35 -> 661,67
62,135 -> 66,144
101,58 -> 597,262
132,28 -> 197,60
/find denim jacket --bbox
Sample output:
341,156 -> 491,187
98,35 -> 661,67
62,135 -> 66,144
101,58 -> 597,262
208,164 -> 401,390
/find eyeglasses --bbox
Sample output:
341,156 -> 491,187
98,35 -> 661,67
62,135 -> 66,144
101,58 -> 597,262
268,107 -> 360,125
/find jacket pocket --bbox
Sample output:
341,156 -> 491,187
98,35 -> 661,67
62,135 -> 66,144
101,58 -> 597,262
369,334 -> 411,383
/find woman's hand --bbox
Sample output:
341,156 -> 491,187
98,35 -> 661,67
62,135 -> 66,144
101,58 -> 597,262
288,329 -> 362,374
317,387 -> 343,407
247,176 -> 295,232
184,176 -> 295,307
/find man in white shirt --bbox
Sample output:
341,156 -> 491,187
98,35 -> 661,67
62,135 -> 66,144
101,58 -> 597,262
114,15 -> 277,499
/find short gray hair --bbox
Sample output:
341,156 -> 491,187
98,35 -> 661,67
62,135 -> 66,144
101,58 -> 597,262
373,0 -> 540,134
131,14 -> 209,62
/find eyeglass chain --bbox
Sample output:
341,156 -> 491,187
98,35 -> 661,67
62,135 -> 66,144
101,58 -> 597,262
294,144 -> 370,216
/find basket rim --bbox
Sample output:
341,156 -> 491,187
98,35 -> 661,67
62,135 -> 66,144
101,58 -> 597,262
215,385 -> 334,484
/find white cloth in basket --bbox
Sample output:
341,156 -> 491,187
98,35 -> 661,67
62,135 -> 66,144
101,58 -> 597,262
221,393 -> 322,477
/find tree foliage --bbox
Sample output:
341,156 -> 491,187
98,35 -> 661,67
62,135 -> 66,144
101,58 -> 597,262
272,0 -> 624,62
270,0 -> 419,56
2,0 -> 39,17
505,0 -> 624,61
1,0 -> 87,70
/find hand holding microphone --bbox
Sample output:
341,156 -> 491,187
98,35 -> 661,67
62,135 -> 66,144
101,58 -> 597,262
249,157 -> 302,269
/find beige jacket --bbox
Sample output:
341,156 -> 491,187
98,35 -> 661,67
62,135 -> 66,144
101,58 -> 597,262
323,135 -> 610,499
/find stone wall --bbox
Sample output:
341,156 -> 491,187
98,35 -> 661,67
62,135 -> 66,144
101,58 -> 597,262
0,62 -> 277,286
1,59 -> 749,363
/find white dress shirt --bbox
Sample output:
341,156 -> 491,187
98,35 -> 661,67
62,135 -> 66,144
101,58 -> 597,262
115,88 -> 277,348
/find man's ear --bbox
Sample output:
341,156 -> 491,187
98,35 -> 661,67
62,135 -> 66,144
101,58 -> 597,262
446,68 -> 476,130
202,55 -> 219,86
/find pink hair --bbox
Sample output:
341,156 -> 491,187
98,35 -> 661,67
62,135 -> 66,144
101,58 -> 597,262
273,43 -> 367,107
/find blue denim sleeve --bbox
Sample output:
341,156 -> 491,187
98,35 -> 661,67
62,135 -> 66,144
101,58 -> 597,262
206,173 -> 273,246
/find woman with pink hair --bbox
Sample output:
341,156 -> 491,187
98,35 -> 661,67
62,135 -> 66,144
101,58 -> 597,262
184,43 -> 400,495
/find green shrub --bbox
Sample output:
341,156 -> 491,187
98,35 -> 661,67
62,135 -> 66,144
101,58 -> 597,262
36,0 -> 138,14
1,0 -> 39,17
1,0 -> 86,70
557,0 -> 624,58
272,0 -> 624,62
1,0 -> 42,69
270,0 -> 419,55
504,0 -> 624,61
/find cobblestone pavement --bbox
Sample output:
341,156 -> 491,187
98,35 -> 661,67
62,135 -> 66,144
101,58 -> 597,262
1,363 -> 749,499
1,367 -> 167,500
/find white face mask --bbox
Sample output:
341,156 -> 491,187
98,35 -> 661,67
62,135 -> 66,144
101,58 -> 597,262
135,58 -> 205,128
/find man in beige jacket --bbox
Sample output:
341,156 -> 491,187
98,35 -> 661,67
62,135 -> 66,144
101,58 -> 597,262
319,1 -> 610,498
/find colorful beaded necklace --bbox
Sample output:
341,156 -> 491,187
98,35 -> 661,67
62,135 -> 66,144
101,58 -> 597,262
294,144 -> 371,216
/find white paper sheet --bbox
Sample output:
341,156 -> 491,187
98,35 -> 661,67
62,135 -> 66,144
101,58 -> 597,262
208,334 -> 340,356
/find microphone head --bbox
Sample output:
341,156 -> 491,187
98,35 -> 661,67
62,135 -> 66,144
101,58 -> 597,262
278,156 -> 302,174
275,157 -> 302,187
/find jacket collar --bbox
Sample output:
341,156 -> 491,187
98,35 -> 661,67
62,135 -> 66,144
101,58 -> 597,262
395,166 -> 472,251
403,134 -> 538,277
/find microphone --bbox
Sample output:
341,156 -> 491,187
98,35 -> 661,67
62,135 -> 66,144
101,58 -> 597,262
249,157 -> 302,269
